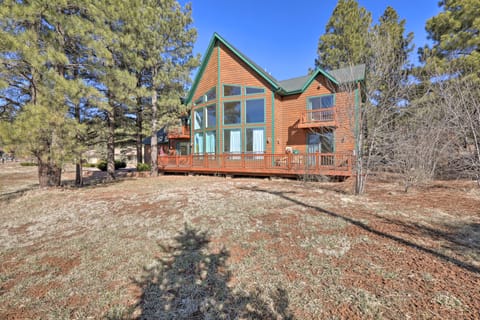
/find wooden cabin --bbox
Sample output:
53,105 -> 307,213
158,33 -> 364,178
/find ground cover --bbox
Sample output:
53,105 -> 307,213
1,163 -> 479,319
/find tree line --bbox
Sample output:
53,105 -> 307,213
316,0 -> 479,193
0,0 -> 198,187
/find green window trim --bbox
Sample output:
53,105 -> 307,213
245,86 -> 265,96
193,107 -> 204,130
306,93 -> 336,110
193,86 -> 217,106
245,97 -> 266,124
223,128 -> 242,154
244,126 -> 266,154
223,84 -> 242,98
223,100 -> 242,126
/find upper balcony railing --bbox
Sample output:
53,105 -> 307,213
299,108 -> 336,128
167,125 -> 191,139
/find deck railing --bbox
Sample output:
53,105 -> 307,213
301,108 -> 336,126
157,152 -> 353,176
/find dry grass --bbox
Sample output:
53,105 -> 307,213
1,163 -> 479,319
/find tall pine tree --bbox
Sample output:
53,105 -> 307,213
315,0 -> 372,70
421,0 -> 480,77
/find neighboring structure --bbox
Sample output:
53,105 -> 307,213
156,33 -> 365,178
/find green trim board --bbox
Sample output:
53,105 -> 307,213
271,91 -> 275,159
217,45 -> 221,154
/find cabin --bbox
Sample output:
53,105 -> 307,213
157,33 -> 364,178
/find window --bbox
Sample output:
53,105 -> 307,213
194,87 -> 216,105
245,87 -> 265,95
206,105 -> 216,128
205,87 -> 216,102
194,96 -> 204,105
319,131 -> 334,153
205,131 -> 216,154
246,99 -> 265,123
194,108 -> 203,130
307,95 -> 335,121
223,101 -> 241,125
246,128 -> 264,153
194,132 -> 204,154
223,85 -> 241,97
224,129 -> 241,153
308,94 -> 334,110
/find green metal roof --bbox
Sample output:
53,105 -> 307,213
186,33 -> 365,104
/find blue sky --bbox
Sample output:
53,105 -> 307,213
180,1 -> 441,81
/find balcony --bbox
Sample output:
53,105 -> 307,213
167,125 -> 190,139
298,108 -> 337,128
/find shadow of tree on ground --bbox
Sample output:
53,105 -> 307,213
239,186 -> 480,274
116,224 -> 294,320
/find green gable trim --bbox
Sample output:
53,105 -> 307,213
187,33 -> 365,104
186,33 -> 280,105
186,35 -> 219,105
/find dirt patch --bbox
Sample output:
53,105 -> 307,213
39,255 -> 80,276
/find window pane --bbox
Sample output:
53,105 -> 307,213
309,95 -> 334,110
194,108 -> 203,130
246,128 -> 264,153
223,101 -> 241,125
194,132 -> 204,154
246,87 -> 265,95
206,87 -> 216,102
205,131 -> 216,153
320,131 -> 334,153
206,105 -> 216,128
194,96 -> 204,105
246,99 -> 265,123
224,129 -> 241,153
224,85 -> 241,97
320,95 -> 334,108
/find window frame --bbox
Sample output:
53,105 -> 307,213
223,84 -> 242,98
223,100 -> 242,126
307,93 -> 335,110
245,86 -> 265,96
245,97 -> 266,124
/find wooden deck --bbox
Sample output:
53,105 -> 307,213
157,153 -> 353,177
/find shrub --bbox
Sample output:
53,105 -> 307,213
136,163 -> 151,172
96,160 -> 127,171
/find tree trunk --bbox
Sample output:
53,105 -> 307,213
136,103 -> 143,164
74,99 -> 83,186
150,89 -> 158,177
75,161 -> 83,186
106,107 -> 116,181
38,160 -> 62,187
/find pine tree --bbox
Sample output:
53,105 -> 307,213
0,0 -> 92,187
315,0 -> 372,70
131,0 -> 198,176
421,0 -> 480,77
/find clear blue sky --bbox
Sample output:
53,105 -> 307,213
180,1 -> 441,81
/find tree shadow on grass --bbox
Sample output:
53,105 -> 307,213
114,224 -> 294,320
239,186 -> 480,274
369,214 -> 480,266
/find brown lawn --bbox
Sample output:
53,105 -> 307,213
0,163 -> 479,319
